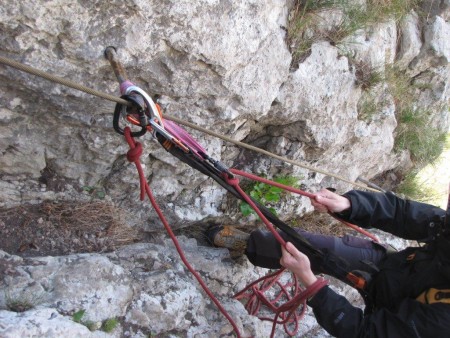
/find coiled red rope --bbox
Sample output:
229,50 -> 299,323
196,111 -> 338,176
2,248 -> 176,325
234,268 -> 328,337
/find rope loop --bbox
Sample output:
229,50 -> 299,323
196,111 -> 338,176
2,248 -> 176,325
234,269 -> 328,337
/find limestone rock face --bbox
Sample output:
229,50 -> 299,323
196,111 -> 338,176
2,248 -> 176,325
397,11 -> 422,68
0,231 -> 413,338
0,0 -> 449,336
1,1 -> 449,225
0,239 -> 329,337
0,308 -> 109,338
0,0 -> 293,227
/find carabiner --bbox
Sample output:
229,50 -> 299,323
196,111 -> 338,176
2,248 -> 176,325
124,85 -> 164,128
113,95 -> 147,137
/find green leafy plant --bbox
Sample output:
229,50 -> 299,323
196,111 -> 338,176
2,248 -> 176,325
72,309 -> 86,323
72,309 -> 118,332
72,309 -> 96,331
240,175 -> 299,217
101,318 -> 119,333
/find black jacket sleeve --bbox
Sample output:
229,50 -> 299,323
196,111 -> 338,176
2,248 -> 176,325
308,286 -> 450,338
340,190 -> 445,240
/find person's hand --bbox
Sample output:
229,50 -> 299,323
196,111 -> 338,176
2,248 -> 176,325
280,242 -> 317,287
311,188 -> 351,214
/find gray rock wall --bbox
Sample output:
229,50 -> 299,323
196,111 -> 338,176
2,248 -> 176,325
0,239 -> 324,337
0,0 -> 449,337
1,1 -> 449,226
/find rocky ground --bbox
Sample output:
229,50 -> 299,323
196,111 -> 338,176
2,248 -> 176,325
0,196 -> 361,338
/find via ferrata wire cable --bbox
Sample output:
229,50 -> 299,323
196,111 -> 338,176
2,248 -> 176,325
0,54 -> 380,192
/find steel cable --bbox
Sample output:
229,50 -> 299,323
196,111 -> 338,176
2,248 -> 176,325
0,54 -> 378,192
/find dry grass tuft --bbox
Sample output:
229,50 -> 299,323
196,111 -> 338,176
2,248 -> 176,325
0,200 -> 143,256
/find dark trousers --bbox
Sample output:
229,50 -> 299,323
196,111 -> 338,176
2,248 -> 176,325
246,229 -> 387,278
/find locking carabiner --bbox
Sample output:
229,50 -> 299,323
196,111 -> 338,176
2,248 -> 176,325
113,94 -> 148,137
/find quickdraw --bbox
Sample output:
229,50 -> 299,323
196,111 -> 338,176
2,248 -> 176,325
105,47 -> 377,337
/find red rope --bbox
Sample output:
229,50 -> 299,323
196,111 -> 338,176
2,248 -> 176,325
229,169 -> 379,243
123,127 -> 243,337
226,169 -> 380,336
224,172 -> 329,337
234,269 -> 328,337
122,131 -> 375,337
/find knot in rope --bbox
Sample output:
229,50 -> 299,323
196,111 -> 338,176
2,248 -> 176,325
126,141 -> 143,162
124,127 -> 143,163
123,127 -> 146,200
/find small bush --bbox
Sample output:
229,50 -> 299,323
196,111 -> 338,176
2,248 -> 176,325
384,65 -> 414,104
348,0 -> 418,26
5,290 -> 42,313
240,175 -> 299,217
396,171 -> 443,203
287,0 -> 419,67
6,298 -> 34,313
355,62 -> 384,91
287,1 -> 340,65
102,318 -> 119,333
358,94 -> 380,120
381,64 -> 447,165
82,185 -> 106,200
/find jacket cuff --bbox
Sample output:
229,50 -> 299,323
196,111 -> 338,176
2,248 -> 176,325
307,285 -> 330,307
341,191 -> 359,221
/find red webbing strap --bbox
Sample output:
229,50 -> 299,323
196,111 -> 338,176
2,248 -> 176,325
123,127 -> 243,338
229,169 -> 379,243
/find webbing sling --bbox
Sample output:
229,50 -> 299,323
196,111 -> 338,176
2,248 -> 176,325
155,130 -> 371,292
